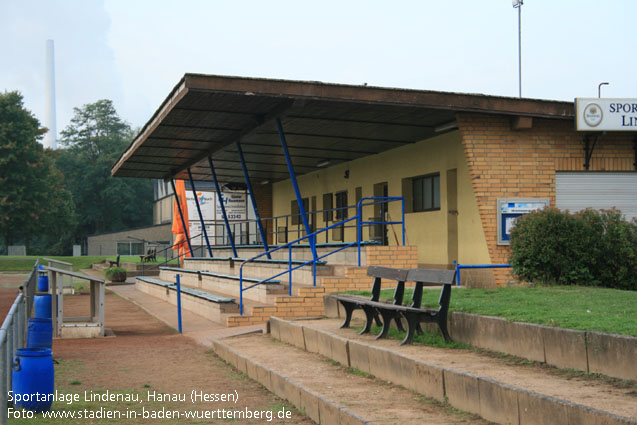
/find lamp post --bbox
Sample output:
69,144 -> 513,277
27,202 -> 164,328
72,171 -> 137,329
513,0 -> 523,98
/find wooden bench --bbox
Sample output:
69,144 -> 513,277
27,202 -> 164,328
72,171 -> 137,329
332,266 -> 456,345
108,255 -> 120,268
140,249 -> 157,263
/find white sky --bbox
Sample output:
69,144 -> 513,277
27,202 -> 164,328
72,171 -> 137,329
1,1 -> 635,141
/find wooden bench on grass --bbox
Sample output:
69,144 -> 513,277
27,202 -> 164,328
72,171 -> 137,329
332,266 -> 456,345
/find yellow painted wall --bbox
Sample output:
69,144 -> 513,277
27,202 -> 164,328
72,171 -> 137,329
272,131 -> 491,266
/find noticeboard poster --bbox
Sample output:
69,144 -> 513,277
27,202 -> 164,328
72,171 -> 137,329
497,199 -> 549,245
186,191 -> 216,221
215,192 -> 247,221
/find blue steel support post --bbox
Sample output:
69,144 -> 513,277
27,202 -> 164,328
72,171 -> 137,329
275,118 -> 317,262
187,168 -> 213,258
207,156 -> 238,258
170,179 -> 193,256
236,141 -> 271,259
176,274 -> 183,333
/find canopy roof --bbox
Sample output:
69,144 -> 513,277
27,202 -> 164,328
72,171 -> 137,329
111,74 -> 574,183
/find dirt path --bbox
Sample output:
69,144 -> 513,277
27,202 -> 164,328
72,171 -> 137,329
31,291 -> 315,424
0,273 -> 25,323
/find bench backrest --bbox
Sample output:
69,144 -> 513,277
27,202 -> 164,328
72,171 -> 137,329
367,265 -> 408,281
406,268 -> 455,286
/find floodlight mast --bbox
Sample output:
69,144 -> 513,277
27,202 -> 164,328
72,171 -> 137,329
513,0 -> 523,98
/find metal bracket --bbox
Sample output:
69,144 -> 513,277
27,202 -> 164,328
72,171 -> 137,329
633,136 -> 637,170
583,134 -> 599,171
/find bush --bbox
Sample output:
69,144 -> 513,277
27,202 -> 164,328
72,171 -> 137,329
105,267 -> 127,282
510,208 -> 637,290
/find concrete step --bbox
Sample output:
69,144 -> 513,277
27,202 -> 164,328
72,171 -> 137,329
158,267 -> 287,304
135,277 -> 239,325
184,257 -> 336,286
198,242 -> 375,265
212,333 -> 492,425
269,317 -> 637,425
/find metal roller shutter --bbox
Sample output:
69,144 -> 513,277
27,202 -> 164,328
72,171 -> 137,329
556,172 -> 637,220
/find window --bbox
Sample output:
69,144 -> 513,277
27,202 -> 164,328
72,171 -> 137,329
355,186 -> 362,207
413,174 -> 440,212
322,193 -> 333,222
117,241 -> 143,255
335,191 -> 348,220
291,198 -> 309,225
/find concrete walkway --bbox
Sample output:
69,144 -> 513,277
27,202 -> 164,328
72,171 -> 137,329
108,283 -> 266,345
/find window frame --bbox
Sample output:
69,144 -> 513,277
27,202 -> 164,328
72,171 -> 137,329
412,173 -> 441,212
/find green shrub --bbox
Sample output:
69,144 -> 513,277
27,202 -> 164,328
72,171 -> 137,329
510,208 -> 636,290
105,267 -> 127,282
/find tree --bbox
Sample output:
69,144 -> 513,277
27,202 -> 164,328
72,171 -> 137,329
0,91 -> 76,253
56,100 -> 153,241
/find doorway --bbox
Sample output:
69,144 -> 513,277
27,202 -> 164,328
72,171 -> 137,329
446,169 -> 458,265
373,182 -> 389,245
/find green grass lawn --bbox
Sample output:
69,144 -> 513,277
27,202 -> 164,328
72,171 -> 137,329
0,256 -> 178,272
344,285 -> 637,337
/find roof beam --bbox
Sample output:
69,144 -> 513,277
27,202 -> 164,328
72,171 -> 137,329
164,99 -> 295,180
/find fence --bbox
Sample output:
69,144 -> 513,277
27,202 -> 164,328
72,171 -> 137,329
0,260 -> 37,425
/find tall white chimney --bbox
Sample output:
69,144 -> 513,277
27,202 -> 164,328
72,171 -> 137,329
45,39 -> 57,149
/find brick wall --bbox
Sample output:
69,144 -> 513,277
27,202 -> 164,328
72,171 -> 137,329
457,113 -> 635,285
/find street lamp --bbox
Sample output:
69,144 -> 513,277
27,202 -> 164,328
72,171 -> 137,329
513,0 -> 523,98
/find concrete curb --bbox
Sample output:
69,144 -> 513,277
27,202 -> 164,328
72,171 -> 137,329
324,295 -> 637,381
272,317 -> 637,425
211,338 -> 372,425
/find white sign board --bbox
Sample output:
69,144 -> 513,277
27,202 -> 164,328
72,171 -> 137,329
216,192 -> 247,221
186,190 -> 216,221
188,221 -> 216,246
575,98 -> 637,131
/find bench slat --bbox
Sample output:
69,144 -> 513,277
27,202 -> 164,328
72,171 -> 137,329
137,277 -> 235,303
367,266 -> 408,281
406,268 -> 455,285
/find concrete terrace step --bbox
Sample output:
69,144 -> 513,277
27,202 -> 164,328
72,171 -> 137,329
270,317 -> 637,425
212,333 -> 491,425
158,266 -> 288,304
198,241 -> 379,264
135,276 -> 239,324
137,276 -> 235,303
183,257 -> 335,285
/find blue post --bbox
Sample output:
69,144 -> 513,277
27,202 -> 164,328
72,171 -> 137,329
401,197 -> 406,246
275,118 -> 317,262
236,141 -> 271,259
187,168 -> 213,258
207,156 -> 238,258
357,200 -> 362,267
176,274 -> 183,333
454,261 -> 460,286
239,269 -> 244,315
170,179 -> 193,256
288,245 -> 292,296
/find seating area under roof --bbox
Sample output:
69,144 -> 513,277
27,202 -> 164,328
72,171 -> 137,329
111,74 -> 574,184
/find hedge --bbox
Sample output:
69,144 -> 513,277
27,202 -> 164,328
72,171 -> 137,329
509,208 -> 636,290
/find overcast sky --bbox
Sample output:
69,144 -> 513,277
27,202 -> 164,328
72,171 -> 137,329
2,1 -> 635,142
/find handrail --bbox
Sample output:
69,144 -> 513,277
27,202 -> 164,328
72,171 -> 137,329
238,197 -> 405,315
454,262 -> 512,286
1,261 -> 36,424
141,233 -> 202,275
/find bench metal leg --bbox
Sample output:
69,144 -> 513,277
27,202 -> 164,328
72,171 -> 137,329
401,313 -> 418,345
360,305 -> 376,335
376,309 -> 394,340
338,301 -> 356,329
437,314 -> 452,342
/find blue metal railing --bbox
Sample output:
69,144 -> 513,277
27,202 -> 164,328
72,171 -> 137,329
239,197 -> 405,315
357,196 -> 405,266
454,262 -> 512,286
